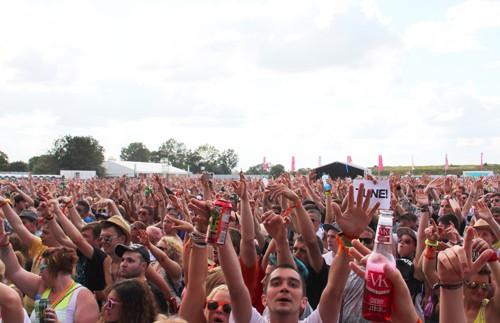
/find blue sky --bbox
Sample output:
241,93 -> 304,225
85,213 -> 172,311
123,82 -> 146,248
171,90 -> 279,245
0,0 -> 498,171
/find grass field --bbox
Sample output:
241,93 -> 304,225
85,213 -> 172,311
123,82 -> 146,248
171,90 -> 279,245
368,164 -> 500,176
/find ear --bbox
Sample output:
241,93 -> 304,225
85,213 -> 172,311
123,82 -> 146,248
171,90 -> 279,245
261,294 -> 268,308
300,296 -> 308,310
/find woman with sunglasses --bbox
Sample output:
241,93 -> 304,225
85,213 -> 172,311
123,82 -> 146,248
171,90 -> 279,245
178,198 -> 232,323
98,278 -> 159,323
0,219 -> 99,323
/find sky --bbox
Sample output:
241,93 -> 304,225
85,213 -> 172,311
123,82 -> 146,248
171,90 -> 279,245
1,0 -> 499,172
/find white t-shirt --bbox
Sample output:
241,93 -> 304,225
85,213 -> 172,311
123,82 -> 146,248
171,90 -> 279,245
229,306 -> 323,323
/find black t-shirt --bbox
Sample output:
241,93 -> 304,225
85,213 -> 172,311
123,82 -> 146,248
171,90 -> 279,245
305,258 -> 330,310
75,247 -> 107,292
396,257 -> 422,300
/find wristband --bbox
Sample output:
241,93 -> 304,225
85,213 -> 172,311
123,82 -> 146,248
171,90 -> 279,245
0,201 -> 7,208
67,203 -> 74,209
420,205 -> 429,212
433,282 -> 463,291
335,234 -> 352,257
281,200 -> 301,217
340,231 -> 358,241
0,241 -> 10,248
424,247 -> 436,260
325,192 -> 331,196
488,253 -> 498,262
44,216 -> 54,221
425,239 -> 439,247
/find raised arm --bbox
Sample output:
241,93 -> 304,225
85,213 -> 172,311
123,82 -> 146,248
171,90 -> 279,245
232,172 -> 257,268
437,227 -> 493,323
3,180 -> 35,207
320,183 -> 379,322
0,196 -> 36,248
138,230 -> 182,281
0,220 -> 41,299
268,183 -> 324,273
0,283 -> 25,323
262,210 -> 295,268
475,201 -> 500,242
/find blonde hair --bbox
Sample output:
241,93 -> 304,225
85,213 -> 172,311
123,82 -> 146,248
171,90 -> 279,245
0,260 -> 5,282
154,315 -> 187,323
205,267 -> 225,297
158,236 -> 183,267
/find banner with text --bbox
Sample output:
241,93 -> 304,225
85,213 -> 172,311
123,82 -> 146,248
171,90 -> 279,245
353,179 -> 391,210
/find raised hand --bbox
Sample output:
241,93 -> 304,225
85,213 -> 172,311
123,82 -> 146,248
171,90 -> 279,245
424,219 -> 444,243
474,200 -> 493,222
188,199 -> 213,233
426,177 -> 445,192
230,172 -> 248,201
414,188 -> 428,206
137,229 -> 151,247
336,183 -> 380,238
261,210 -> 290,242
437,227 -> 494,285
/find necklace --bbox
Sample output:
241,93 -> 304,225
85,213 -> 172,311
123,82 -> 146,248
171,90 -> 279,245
50,279 -> 75,309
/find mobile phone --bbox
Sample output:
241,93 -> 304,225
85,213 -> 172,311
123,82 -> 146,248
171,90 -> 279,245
202,173 -> 214,180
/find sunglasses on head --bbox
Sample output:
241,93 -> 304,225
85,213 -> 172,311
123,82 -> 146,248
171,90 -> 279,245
465,281 -> 491,291
206,300 -> 231,314
107,297 -> 122,310
358,238 -> 373,244
398,238 -> 413,244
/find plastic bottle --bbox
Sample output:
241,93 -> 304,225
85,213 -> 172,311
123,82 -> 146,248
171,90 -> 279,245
362,210 -> 395,322
321,173 -> 331,192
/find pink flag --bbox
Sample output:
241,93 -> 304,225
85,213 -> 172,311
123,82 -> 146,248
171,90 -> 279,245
291,156 -> 296,171
263,157 -> 268,171
347,156 -> 352,163
378,155 -> 384,170
480,152 -> 484,170
445,154 -> 449,170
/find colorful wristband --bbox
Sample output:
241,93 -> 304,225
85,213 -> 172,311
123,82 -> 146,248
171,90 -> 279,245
425,239 -> 439,247
488,253 -> 498,262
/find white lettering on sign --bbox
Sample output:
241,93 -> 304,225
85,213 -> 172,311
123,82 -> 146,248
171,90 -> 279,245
353,180 -> 391,209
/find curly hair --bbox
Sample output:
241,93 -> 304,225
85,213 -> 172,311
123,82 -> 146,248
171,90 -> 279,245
158,236 -> 183,267
99,279 -> 159,323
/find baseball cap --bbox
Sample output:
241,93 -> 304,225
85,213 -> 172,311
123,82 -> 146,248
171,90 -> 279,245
115,243 -> 150,263
396,227 -> 417,243
323,222 -> 341,233
19,209 -> 38,222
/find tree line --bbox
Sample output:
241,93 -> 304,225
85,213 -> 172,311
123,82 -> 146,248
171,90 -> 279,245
0,136 -> 241,177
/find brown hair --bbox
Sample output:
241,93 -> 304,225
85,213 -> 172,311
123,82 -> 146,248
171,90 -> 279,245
42,247 -> 78,276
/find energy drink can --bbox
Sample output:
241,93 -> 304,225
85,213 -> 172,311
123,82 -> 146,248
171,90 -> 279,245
38,299 -> 50,323
206,200 -> 232,246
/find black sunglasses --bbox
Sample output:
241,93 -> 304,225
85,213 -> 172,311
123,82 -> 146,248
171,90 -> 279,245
358,238 -> 373,244
206,300 -> 231,314
465,281 -> 491,291
398,238 -> 413,244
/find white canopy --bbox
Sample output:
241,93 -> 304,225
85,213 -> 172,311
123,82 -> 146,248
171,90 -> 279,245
103,160 -> 189,177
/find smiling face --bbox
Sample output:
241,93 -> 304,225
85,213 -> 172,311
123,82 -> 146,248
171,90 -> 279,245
464,273 -> 490,305
262,267 -> 307,318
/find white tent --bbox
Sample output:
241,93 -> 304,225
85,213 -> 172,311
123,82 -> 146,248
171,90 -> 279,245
103,160 -> 189,177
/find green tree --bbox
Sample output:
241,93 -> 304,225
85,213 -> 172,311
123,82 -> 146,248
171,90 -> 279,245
120,142 -> 151,162
296,168 -> 311,175
50,135 -> 105,176
246,163 -> 269,175
194,144 -> 220,173
29,155 -> 59,174
218,149 -> 239,174
153,139 -> 189,169
0,150 -> 9,170
6,161 -> 29,172
269,164 -> 285,178
185,150 -> 202,173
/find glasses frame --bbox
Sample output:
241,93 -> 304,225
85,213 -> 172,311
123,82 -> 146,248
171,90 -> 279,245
100,235 -> 119,244
107,297 -> 122,310
39,264 -> 48,272
398,238 -> 413,245
358,238 -> 373,245
206,300 -> 231,314
465,280 -> 491,291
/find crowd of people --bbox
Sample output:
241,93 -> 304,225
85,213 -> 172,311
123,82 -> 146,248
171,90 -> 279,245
0,171 -> 498,323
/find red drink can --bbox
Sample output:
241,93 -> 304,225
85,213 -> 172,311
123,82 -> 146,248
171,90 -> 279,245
205,200 -> 232,245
